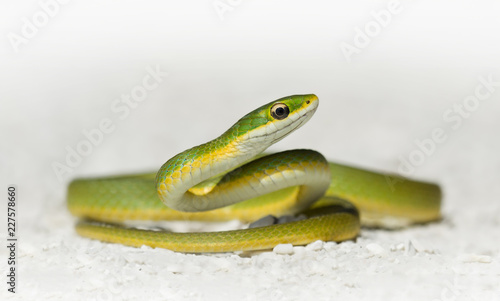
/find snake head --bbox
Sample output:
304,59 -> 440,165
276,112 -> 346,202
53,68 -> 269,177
228,94 -> 319,153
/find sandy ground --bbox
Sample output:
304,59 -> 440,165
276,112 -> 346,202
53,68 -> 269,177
1,1 -> 500,300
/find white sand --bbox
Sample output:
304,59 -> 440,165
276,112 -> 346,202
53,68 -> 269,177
1,1 -> 499,300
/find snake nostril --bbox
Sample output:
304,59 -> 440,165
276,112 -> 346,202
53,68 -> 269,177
306,100 -> 310,104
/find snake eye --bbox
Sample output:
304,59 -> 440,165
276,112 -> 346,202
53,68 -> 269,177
270,103 -> 290,120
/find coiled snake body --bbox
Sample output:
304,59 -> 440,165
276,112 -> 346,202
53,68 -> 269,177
68,95 -> 441,253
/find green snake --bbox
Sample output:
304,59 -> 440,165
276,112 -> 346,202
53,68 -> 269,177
68,94 -> 441,253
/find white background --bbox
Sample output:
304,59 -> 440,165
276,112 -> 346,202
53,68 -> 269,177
1,1 -> 499,300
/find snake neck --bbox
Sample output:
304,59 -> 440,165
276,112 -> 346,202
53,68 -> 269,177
155,134 -> 268,211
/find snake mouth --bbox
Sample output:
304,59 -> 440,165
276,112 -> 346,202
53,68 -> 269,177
269,109 -> 312,144
240,101 -> 317,149
240,98 -> 318,149
269,99 -> 318,144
